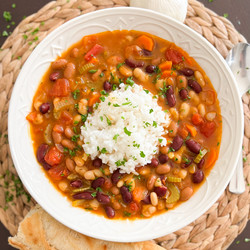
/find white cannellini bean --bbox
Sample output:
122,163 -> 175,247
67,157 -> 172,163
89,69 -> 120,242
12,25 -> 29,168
179,102 -> 190,119
194,70 -> 205,87
133,67 -> 149,82
198,104 -> 206,117
205,111 -> 217,121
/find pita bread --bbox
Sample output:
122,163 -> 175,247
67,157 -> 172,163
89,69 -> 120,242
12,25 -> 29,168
9,205 -> 164,250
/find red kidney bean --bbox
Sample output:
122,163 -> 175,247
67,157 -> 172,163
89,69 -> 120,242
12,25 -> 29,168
154,186 -> 168,197
87,106 -> 93,113
145,65 -> 156,73
39,103 -> 51,114
180,157 -> 193,168
188,79 -> 202,93
103,81 -> 112,91
142,194 -> 151,204
96,192 -> 110,204
49,72 -> 60,81
73,191 -> 94,200
70,179 -> 83,188
158,154 -> 168,164
192,170 -> 204,183
197,158 -> 205,169
179,89 -> 189,100
171,135 -> 183,151
166,85 -> 176,107
125,58 -> 144,68
142,49 -> 152,56
111,169 -> 123,184
37,144 -> 51,170
91,177 -> 105,189
151,158 -> 159,167
185,139 -> 201,154
105,206 -> 115,218
93,158 -> 102,168
178,68 -> 194,76
120,186 -> 132,203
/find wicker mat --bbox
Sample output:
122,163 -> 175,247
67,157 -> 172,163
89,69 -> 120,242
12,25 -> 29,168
0,0 -> 249,249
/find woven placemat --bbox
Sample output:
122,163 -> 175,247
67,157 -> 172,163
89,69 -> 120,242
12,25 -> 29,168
0,0 -> 249,249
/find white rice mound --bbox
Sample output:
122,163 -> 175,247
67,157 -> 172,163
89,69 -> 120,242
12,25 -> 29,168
81,83 -> 170,174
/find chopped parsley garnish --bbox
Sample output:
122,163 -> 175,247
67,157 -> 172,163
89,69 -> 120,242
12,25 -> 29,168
143,89 -> 149,94
113,104 -> 120,107
158,138 -> 163,143
31,28 -> 39,35
117,62 -> 125,69
168,147 -> 175,152
74,103 -> 79,110
113,134 -> 119,142
182,156 -> 191,164
100,116 -> 103,121
3,11 -> 12,22
133,141 -> 140,148
223,13 -> 228,18
100,148 -> 108,154
112,84 -> 117,91
243,157 -> 247,162
99,72 -> 104,77
73,127 -> 77,133
89,69 -> 97,73
81,114 -> 88,122
123,211 -> 131,217
169,129 -> 173,133
2,31 -> 8,37
124,127 -> 131,136
71,135 -> 80,142
100,96 -> 105,102
12,4 -> 16,8
100,90 -> 108,96
126,76 -> 135,86
153,121 -> 157,127
104,115 -> 112,126
140,151 -> 145,158
149,109 -> 153,114
23,34 -> 28,40
91,192 -> 97,197
72,89 -> 80,99
96,187 -> 103,192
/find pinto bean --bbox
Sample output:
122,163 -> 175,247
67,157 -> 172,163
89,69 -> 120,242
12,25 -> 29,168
166,85 -> 176,107
156,163 -> 171,175
52,59 -> 67,69
150,192 -> 158,206
185,139 -> 201,154
180,187 -> 193,201
147,175 -> 157,191
171,135 -> 183,151
188,79 -> 202,93
65,158 -> 75,172
168,121 -> 178,137
61,139 -> 75,150
52,131 -> 62,144
177,75 -> 187,88
64,62 -> 76,79
70,48 -> 79,58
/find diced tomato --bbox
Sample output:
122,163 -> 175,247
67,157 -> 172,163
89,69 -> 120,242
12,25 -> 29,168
191,113 -> 204,126
103,177 -> 113,190
165,49 -> 183,64
49,78 -> 70,97
26,111 -> 38,122
48,165 -> 66,181
129,201 -> 140,213
44,146 -> 63,166
200,121 -> 216,137
60,111 -> 73,125
84,44 -> 104,61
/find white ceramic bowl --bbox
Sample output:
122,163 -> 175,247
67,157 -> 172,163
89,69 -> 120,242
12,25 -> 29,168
8,7 -> 243,242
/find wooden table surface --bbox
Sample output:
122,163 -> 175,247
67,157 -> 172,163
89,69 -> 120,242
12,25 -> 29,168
0,0 -> 249,249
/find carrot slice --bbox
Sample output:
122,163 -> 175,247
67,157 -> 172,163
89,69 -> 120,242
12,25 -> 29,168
191,113 -> 203,125
205,148 -> 218,169
158,61 -> 172,71
161,70 -> 177,78
178,126 -> 189,139
136,35 -> 154,51
26,111 -> 38,122
185,124 -> 197,137
132,186 -> 146,203
88,92 -> 101,107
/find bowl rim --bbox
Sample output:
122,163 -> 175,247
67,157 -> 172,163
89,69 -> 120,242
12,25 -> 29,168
8,7 -> 244,242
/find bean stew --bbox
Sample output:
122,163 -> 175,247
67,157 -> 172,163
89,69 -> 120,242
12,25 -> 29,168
26,30 -> 222,219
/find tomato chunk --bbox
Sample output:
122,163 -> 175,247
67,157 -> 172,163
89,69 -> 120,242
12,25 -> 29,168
48,165 -> 69,181
200,121 -> 216,137
44,146 -> 63,166
191,113 -> 204,126
84,44 -> 104,61
165,49 -> 183,64
49,78 -> 70,97
129,201 -> 140,214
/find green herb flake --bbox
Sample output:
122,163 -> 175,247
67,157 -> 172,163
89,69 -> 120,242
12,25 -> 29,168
140,151 -> 145,158
3,11 -> 12,22
12,3 -> 16,8
113,134 -> 119,142
104,115 -> 112,126
143,89 -> 149,94
81,114 -> 88,123
217,142 -> 220,146
23,34 -> 28,40
123,211 -> 131,217
91,192 -> 97,197
72,89 -> 80,100
99,72 -> 104,78
223,13 -> 228,18
158,138 -> 163,143
243,157 -> 247,162
153,121 -> 157,128
124,127 -> 132,136
71,135 -> 80,142
113,104 -> 120,107
117,62 -> 125,69
96,187 -> 103,192
126,76 -> 135,86
149,109 -> 153,114
100,96 -> 105,102
100,116 -> 103,121
89,69 -> 97,74
31,28 -> 39,35
2,31 -> 8,37
244,238 -> 250,243
236,240 -> 240,244
100,148 -> 108,154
